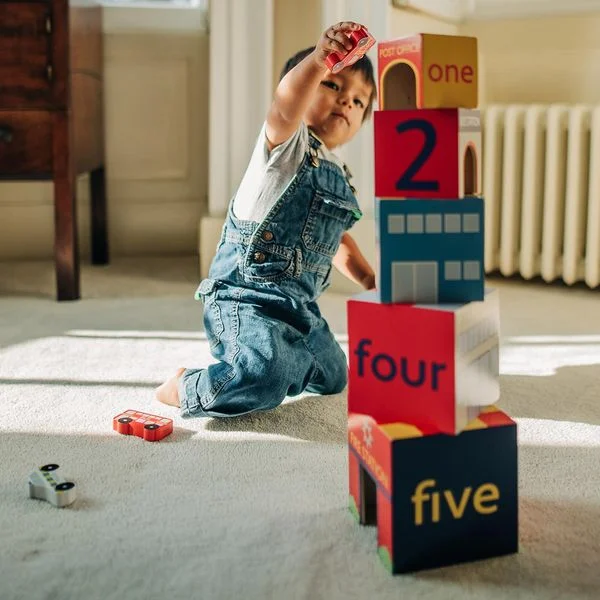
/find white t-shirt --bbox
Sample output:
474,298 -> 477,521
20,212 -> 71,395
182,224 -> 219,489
232,122 -> 346,222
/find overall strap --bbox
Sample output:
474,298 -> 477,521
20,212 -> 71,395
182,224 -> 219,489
307,128 -> 356,194
307,128 -> 323,150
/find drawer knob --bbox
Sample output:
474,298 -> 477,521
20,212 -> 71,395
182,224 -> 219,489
0,126 -> 13,144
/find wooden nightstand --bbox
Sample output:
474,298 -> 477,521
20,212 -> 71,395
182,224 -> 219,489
0,0 -> 108,301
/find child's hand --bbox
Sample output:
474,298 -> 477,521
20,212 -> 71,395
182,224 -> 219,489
361,273 -> 376,291
313,22 -> 365,69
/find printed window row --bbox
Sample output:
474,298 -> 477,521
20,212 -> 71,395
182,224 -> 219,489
388,213 -> 480,235
444,260 -> 481,281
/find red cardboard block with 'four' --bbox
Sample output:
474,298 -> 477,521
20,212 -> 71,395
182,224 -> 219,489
347,289 -> 500,434
374,108 -> 481,199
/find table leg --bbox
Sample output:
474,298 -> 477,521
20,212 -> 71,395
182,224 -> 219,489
90,166 -> 109,265
53,113 -> 79,301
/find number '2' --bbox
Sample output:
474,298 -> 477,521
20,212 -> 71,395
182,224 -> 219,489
395,119 -> 439,192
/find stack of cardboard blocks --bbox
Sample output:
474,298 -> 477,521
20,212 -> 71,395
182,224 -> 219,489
347,34 -> 519,574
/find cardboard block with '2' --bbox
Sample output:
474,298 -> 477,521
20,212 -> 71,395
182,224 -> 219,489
374,108 -> 481,199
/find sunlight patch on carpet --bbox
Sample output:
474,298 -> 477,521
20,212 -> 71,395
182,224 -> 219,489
517,417 -> 600,447
67,330 -> 208,340
501,334 -> 600,376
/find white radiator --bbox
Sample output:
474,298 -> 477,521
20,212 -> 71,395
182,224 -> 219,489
482,104 -> 600,288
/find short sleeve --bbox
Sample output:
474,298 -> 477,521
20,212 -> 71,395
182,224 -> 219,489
265,122 -> 309,167
232,122 -> 310,222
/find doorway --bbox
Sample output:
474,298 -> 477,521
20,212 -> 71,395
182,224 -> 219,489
383,62 -> 417,110
463,144 -> 477,196
360,466 -> 377,526
391,261 -> 438,303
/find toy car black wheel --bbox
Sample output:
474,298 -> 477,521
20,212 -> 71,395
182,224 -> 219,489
118,417 -> 133,424
56,482 -> 75,491
40,464 -> 59,471
144,424 -> 159,430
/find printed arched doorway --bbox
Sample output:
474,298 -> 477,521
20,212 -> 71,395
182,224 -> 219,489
382,62 -> 417,110
463,143 -> 477,196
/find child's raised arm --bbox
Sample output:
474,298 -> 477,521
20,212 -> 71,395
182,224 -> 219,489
265,21 -> 364,150
333,232 -> 376,291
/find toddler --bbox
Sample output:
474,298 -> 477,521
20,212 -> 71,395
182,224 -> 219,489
157,21 -> 377,417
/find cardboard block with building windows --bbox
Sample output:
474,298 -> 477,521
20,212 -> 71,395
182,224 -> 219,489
377,34 -> 478,110
347,288 -> 500,435
375,197 -> 484,304
345,30 -> 518,574
374,108 -> 481,199
347,407 -> 518,574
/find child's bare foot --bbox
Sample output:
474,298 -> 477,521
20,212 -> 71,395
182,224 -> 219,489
156,368 -> 186,407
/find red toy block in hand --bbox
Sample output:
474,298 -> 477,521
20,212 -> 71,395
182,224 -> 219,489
325,26 -> 375,74
113,409 -> 173,442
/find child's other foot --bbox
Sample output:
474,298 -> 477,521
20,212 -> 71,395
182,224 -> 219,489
156,368 -> 185,407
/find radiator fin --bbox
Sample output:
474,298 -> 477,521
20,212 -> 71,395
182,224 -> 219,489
483,104 -> 600,288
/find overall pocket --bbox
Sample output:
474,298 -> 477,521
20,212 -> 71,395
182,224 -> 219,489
302,193 -> 360,257
195,278 -> 225,351
242,244 -> 295,283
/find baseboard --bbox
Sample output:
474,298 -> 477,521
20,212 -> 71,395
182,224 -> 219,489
198,214 -> 376,295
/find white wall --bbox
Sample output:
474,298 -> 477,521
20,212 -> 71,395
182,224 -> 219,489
461,12 -> 600,104
0,5 -> 208,260
105,27 -> 208,256
389,6 -> 459,35
5,1 -> 598,263
273,0 -> 322,92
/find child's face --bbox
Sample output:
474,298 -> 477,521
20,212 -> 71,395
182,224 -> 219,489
305,69 -> 373,149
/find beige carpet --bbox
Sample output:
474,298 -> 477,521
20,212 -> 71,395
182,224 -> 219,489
1,257 -> 599,600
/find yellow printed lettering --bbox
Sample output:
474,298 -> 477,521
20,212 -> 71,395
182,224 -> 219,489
431,491 -> 440,523
411,479 -> 501,525
473,483 -> 500,514
410,479 -> 436,526
443,487 -> 472,519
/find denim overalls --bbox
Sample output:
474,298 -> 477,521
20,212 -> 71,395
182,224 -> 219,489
179,132 -> 362,417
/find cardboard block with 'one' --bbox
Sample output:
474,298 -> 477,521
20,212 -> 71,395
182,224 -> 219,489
374,108 -> 481,199
375,197 -> 484,304
348,407 -> 518,574
378,33 -> 478,110
347,289 -> 500,434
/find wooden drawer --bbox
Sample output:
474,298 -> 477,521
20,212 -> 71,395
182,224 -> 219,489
0,111 -> 53,177
0,2 -> 53,108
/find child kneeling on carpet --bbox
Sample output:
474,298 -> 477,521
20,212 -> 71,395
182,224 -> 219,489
156,21 -> 377,417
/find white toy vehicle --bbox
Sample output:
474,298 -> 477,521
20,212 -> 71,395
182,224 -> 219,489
28,464 -> 76,508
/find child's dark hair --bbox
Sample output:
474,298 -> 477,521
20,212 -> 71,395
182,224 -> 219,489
280,46 -> 377,120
